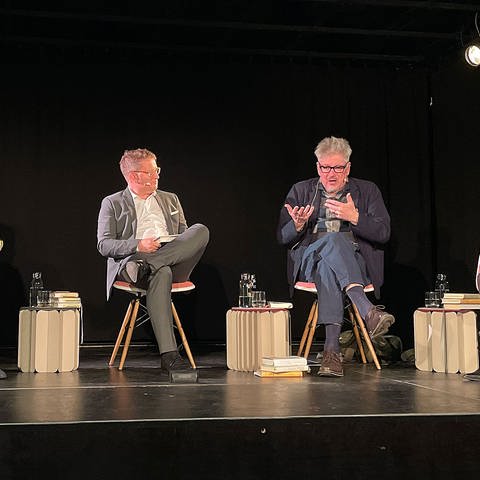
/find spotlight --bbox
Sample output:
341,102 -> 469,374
465,42 -> 480,67
465,12 -> 480,67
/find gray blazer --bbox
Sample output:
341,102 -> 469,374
97,188 -> 187,299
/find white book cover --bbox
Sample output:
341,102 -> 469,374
268,301 -> 293,309
50,291 -> 80,298
443,303 -> 480,310
443,293 -> 480,299
262,355 -> 307,367
260,364 -> 310,373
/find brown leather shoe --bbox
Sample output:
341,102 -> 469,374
365,305 -> 395,338
318,351 -> 344,377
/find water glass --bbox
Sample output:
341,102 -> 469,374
425,291 -> 441,308
252,290 -> 267,308
37,290 -> 51,307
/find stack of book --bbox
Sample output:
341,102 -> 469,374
254,355 -> 309,377
49,291 -> 82,308
442,293 -> 480,310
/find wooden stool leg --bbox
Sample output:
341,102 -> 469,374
351,303 -> 381,370
171,301 -> 196,369
303,301 -> 318,359
347,306 -> 367,364
298,300 -> 318,357
109,299 -> 134,366
118,299 -> 140,371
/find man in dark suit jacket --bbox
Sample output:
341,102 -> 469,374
277,136 -> 394,377
97,148 -> 209,373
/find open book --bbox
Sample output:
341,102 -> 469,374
156,234 -> 179,243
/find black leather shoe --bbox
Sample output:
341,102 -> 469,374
464,369 -> 480,381
161,351 -> 197,383
124,260 -> 150,284
161,351 -> 191,372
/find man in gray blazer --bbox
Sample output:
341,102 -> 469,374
97,148 -> 209,373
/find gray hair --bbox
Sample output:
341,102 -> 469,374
119,148 -> 157,178
314,136 -> 352,163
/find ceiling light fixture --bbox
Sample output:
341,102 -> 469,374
465,12 -> 480,67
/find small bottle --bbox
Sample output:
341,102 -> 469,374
435,273 -> 449,306
239,273 -> 251,308
29,272 -> 44,307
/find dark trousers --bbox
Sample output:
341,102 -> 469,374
299,233 -> 368,325
123,223 -> 209,353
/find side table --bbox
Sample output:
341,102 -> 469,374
226,307 -> 291,372
18,307 -> 81,373
413,308 -> 478,374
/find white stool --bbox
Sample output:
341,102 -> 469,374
109,280 -> 196,370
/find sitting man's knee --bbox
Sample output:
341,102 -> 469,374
191,223 -> 210,244
150,265 -> 173,284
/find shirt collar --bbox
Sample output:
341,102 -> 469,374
128,187 -> 157,201
319,182 -> 350,199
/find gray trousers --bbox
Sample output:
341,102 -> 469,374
122,223 -> 209,354
299,233 -> 368,325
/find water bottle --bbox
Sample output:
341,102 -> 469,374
239,273 -> 252,308
249,273 -> 256,306
435,273 -> 449,306
29,272 -> 44,307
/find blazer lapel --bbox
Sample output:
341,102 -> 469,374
122,189 -> 137,237
154,191 -> 175,233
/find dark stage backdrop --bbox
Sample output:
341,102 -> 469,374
0,58 -> 478,350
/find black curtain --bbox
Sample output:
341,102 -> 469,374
2,58 -> 471,350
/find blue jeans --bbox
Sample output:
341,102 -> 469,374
299,233 -> 369,324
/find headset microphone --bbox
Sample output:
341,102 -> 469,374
310,178 -> 320,205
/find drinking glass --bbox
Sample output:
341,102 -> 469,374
252,291 -> 267,308
425,291 -> 441,308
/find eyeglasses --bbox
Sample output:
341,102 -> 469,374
318,163 -> 348,173
132,167 -> 161,177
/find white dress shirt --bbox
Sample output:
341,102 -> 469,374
129,189 -> 169,239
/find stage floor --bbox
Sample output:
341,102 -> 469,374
1,344 -> 479,425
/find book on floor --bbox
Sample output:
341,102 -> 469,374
254,369 -> 304,378
261,355 -> 307,367
260,364 -> 310,373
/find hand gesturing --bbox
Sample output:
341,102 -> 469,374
285,204 -> 315,232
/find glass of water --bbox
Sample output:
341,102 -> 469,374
425,291 -> 441,308
252,291 -> 267,308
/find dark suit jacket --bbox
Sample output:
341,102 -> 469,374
97,188 -> 187,300
277,176 -> 390,298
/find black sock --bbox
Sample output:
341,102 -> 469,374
324,323 -> 342,353
346,285 -> 373,319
